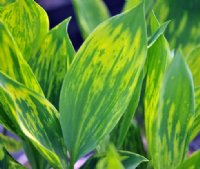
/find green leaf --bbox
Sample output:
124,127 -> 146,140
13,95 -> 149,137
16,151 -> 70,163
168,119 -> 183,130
72,0 -> 109,38
0,134 -> 22,153
0,148 -> 26,169
0,72 -> 67,169
120,151 -> 148,169
151,52 -> 195,169
190,86 -> 200,140
153,0 -> 200,56
0,0 -> 49,61
30,18 -> 75,108
176,150 -> 200,169
186,46 -> 200,87
144,12 -> 171,163
60,3 -> 147,165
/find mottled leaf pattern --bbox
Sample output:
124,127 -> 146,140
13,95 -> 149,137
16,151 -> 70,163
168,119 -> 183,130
152,52 -> 195,169
72,0 -> 109,38
30,18 -> 75,108
0,72 -> 67,169
60,3 -> 147,164
0,0 -> 49,61
176,151 -> 200,169
144,13 -> 171,164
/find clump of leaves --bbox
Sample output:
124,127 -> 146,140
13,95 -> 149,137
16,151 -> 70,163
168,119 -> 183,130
0,0 -> 200,169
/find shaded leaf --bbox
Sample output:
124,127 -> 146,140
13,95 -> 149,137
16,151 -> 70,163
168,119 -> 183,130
60,3 -> 147,165
0,72 -> 67,169
0,134 -> 22,153
72,0 -> 109,38
0,0 -> 49,61
30,18 -> 75,108
151,52 -> 195,169
176,150 -> 200,169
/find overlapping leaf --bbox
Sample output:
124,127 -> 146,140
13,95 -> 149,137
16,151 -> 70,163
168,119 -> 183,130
72,0 -> 109,38
176,150 -> 200,169
0,72 -> 67,169
144,13 -> 171,163
0,0 -> 49,61
151,52 -> 195,169
60,3 -> 147,165
30,18 -> 75,108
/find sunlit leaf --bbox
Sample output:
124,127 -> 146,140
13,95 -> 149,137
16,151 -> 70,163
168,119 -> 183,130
30,18 -> 75,108
151,52 -> 195,169
72,0 -> 109,38
176,150 -> 200,169
0,148 -> 26,169
0,133 -> 22,153
0,72 -> 67,169
154,0 -> 200,55
144,13 -> 171,164
60,3 -> 147,165
0,0 -> 49,61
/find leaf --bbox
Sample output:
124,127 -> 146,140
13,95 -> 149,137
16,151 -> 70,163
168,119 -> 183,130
60,3 -> 147,165
153,0 -> 200,56
0,148 -> 26,169
0,72 -> 67,169
190,86 -> 200,140
186,46 -> 200,87
30,18 -> 75,108
120,151 -> 148,169
72,0 -> 109,38
0,0 -> 49,61
151,52 -> 195,169
176,150 -> 200,169
0,133 -> 22,153
144,12 -> 171,163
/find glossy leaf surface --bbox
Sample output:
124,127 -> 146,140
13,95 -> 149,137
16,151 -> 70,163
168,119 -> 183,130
152,52 -> 195,169
30,18 -> 75,108
60,3 -> 147,164
0,72 -> 67,169
0,0 -> 49,61
176,151 -> 200,169
72,0 -> 109,38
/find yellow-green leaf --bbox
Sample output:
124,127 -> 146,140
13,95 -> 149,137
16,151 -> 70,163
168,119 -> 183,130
144,13 -> 171,163
176,150 -> 200,169
30,18 -> 75,108
0,72 -> 67,169
190,86 -> 200,140
0,0 -> 49,61
186,46 -> 200,87
72,0 -> 109,38
152,52 -> 195,169
0,134 -> 22,153
60,3 -> 147,165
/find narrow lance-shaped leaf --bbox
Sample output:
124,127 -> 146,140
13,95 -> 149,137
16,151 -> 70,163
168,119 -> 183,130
144,12 -> 171,162
0,72 -> 67,169
60,3 -> 147,165
190,86 -> 200,140
0,0 -> 49,61
30,18 -> 75,108
72,0 -> 109,38
176,150 -> 200,169
153,52 -> 195,169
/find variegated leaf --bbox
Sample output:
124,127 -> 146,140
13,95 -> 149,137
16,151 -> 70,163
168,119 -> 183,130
176,150 -> 200,169
72,0 -> 109,38
0,72 -> 67,169
190,86 -> 200,140
60,3 -> 147,165
152,52 -> 195,169
30,18 -> 75,108
144,13 -> 171,163
0,0 -> 49,61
